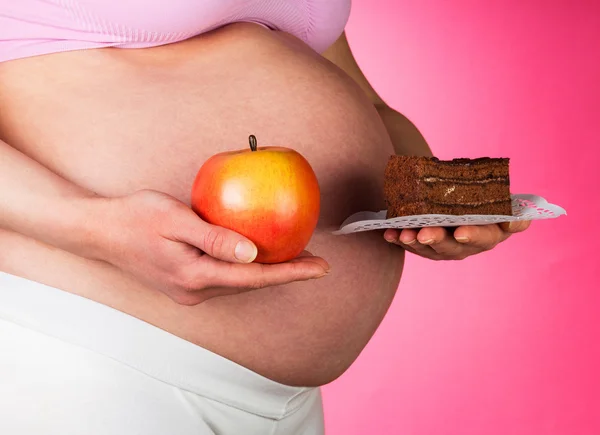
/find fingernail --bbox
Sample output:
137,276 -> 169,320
455,236 -> 470,243
401,238 -> 416,245
419,239 -> 434,245
384,234 -> 395,242
313,269 -> 330,279
316,262 -> 331,273
234,241 -> 257,263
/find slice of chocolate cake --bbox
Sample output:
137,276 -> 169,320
383,156 -> 512,218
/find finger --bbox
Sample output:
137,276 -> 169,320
384,229 -> 400,243
197,255 -> 330,290
399,228 -> 419,245
416,227 -> 448,245
381,228 -> 420,246
418,227 -> 466,257
453,224 -> 509,250
384,228 -> 423,248
173,212 -> 259,264
499,220 -> 531,234
398,228 -> 442,257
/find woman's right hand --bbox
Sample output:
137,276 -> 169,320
91,190 -> 330,305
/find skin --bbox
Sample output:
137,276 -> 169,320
0,23 -> 529,387
0,24 -> 402,386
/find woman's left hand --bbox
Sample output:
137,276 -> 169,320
383,221 -> 531,261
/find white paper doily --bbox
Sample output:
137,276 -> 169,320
332,194 -> 566,235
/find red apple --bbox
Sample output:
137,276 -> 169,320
191,135 -> 320,263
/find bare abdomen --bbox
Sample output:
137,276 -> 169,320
0,23 -> 404,386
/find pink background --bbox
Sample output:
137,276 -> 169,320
322,1 -> 600,434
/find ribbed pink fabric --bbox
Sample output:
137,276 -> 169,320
0,0 -> 351,63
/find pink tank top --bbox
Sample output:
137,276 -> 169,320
0,0 -> 351,63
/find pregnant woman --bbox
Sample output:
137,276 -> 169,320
0,1 -> 529,434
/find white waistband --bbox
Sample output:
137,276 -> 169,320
0,271 -> 314,420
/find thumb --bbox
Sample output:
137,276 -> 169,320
175,213 -> 258,263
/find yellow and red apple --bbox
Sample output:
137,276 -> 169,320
191,135 -> 320,264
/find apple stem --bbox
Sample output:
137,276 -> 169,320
249,135 -> 258,152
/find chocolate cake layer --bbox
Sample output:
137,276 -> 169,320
388,156 -> 510,180
420,181 -> 510,204
386,200 -> 513,218
384,155 -> 513,217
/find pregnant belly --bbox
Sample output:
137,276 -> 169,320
0,23 -> 404,386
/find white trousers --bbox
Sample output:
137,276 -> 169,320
0,272 -> 324,435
